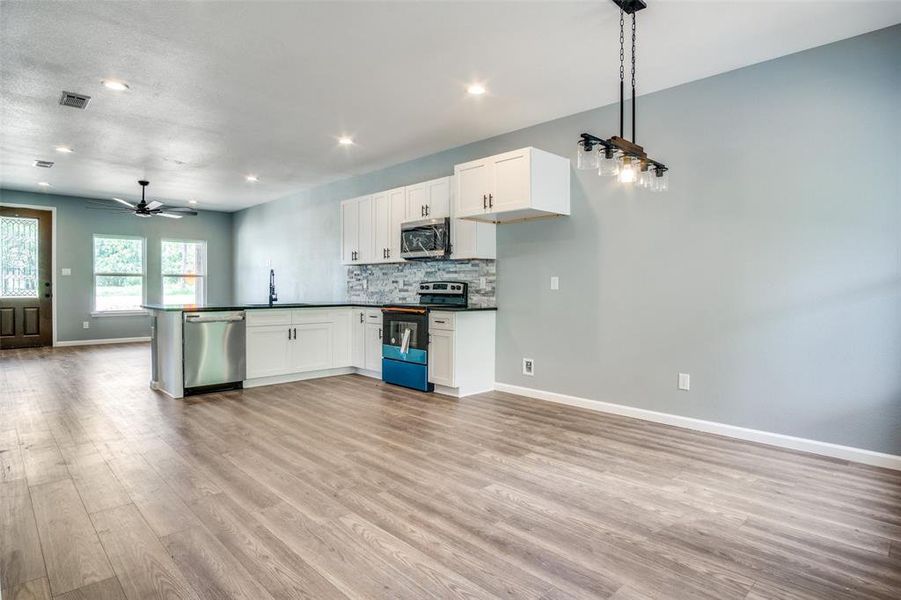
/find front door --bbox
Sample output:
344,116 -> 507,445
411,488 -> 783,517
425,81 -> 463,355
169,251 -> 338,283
0,206 -> 53,349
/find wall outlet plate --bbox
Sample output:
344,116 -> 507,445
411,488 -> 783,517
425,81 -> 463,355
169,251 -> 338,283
523,358 -> 535,376
678,373 -> 690,391
82,321 -> 90,329
61,267 -> 72,276
550,276 -> 559,290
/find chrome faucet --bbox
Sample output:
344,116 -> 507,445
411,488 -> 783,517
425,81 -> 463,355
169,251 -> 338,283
268,269 -> 278,307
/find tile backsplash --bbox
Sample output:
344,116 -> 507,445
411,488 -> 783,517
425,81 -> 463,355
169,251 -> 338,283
346,260 -> 496,307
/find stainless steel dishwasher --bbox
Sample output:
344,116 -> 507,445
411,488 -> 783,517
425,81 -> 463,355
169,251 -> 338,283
183,311 -> 246,394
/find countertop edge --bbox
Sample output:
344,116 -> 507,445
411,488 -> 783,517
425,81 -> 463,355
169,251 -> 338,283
142,303 -> 498,313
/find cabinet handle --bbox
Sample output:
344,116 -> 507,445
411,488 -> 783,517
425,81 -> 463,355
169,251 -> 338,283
386,248 -> 390,258
293,327 -> 297,339
435,320 -> 446,324
425,205 -> 430,216
288,327 -> 291,340
421,205 -> 425,217
483,194 -> 487,209
360,312 -> 364,323
489,193 -> 493,208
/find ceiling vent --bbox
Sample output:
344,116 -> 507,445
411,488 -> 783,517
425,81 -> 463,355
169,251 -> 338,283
34,160 -> 54,168
59,91 -> 91,109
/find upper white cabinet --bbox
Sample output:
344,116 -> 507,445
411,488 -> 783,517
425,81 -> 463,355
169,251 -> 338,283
454,147 -> 570,223
406,177 -> 450,220
341,196 -> 374,264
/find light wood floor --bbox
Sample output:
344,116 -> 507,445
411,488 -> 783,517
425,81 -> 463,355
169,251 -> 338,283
1,343 -> 900,600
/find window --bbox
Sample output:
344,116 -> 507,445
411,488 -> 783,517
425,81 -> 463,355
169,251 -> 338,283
0,216 -> 39,298
161,239 -> 206,305
93,235 -> 145,313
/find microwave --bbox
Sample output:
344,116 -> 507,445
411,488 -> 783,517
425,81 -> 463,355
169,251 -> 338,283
400,218 -> 450,260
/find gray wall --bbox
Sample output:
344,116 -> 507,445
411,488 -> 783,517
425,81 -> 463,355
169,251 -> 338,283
0,189 -> 233,342
233,26 -> 901,454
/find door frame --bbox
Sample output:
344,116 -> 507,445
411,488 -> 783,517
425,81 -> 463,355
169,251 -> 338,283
0,202 -> 58,346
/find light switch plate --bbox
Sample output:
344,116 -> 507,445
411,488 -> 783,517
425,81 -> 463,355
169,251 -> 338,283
82,321 -> 90,329
61,267 -> 71,276
678,373 -> 690,391
550,276 -> 559,290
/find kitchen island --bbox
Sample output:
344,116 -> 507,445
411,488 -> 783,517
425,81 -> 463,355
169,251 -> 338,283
144,302 -> 496,399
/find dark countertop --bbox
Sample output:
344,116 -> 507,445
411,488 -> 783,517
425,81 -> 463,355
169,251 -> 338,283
142,302 -> 497,313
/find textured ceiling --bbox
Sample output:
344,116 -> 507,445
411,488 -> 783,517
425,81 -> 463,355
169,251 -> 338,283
1,1 -> 899,211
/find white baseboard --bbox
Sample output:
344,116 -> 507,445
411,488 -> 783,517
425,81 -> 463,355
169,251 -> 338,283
244,367 -> 355,389
493,382 -> 901,471
55,336 -> 151,347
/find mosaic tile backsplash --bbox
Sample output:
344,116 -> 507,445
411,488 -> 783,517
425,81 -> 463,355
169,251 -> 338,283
346,260 -> 496,307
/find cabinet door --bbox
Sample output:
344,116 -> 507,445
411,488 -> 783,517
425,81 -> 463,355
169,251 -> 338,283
371,192 -> 391,263
350,310 -> 366,369
246,325 -> 292,378
425,177 -> 450,218
331,310 -> 351,368
357,196 -> 375,263
290,323 -> 333,372
455,159 -> 493,217
492,149 -> 530,212
405,182 -> 427,220
387,187 -> 406,262
340,199 -> 358,264
364,322 -> 382,373
428,329 -> 455,387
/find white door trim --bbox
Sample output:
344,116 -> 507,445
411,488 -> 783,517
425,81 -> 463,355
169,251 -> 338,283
0,202 -> 58,346
494,382 -> 901,471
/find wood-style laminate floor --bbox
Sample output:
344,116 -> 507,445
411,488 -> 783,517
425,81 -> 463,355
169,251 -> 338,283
1,343 -> 900,600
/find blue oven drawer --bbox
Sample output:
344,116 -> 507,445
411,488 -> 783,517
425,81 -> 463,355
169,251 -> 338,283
382,344 -> 427,365
382,358 -> 432,392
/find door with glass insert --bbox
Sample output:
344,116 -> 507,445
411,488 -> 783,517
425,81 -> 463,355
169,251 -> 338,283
0,207 -> 52,348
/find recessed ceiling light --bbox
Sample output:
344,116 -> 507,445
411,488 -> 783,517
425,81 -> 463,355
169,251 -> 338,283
338,136 -> 354,145
245,175 -> 259,182
55,146 -> 74,153
102,80 -> 130,91
37,182 -> 51,187
188,200 -> 197,205
467,83 -> 487,96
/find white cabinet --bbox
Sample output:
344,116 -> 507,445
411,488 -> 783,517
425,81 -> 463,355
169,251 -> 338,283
246,324 -> 292,379
427,329 -> 455,388
290,322 -> 333,372
341,196 -> 374,264
427,310 -> 495,397
406,177 -> 450,220
350,309 -> 366,369
364,322 -> 382,373
453,147 -> 570,223
387,187 -> 406,262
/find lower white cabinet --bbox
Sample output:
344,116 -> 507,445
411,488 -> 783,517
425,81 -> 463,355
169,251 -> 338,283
427,328 -> 455,387
350,309 -> 366,369
290,322 -> 333,372
246,324 -> 292,378
427,310 -> 495,396
364,322 -> 382,373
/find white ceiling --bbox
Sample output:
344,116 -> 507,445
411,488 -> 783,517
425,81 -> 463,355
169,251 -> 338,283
1,1 -> 899,212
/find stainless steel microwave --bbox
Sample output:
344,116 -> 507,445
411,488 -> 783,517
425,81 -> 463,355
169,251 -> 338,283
400,218 -> 450,260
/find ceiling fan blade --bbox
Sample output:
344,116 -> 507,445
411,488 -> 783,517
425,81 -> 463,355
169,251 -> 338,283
145,200 -> 163,210
163,207 -> 198,214
157,212 -> 183,219
85,205 -> 135,212
111,197 -> 136,209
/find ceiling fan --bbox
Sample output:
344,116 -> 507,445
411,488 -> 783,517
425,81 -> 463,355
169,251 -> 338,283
88,180 -> 197,219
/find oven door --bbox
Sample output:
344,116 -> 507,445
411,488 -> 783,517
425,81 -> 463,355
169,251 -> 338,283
381,309 -> 428,364
400,218 -> 450,260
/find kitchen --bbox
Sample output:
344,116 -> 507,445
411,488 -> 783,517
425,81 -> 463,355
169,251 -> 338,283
1,2 -> 900,600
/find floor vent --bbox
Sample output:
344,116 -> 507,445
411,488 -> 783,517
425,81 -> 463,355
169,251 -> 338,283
59,91 -> 91,109
33,160 -> 54,168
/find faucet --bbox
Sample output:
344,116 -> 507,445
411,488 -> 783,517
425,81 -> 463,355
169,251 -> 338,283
268,269 -> 278,307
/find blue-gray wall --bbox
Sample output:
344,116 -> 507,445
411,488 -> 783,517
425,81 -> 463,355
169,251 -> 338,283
241,25 -> 900,454
0,189 -> 233,342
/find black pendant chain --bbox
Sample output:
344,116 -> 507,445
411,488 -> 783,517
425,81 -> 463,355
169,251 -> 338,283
631,12 -> 636,143
619,8 -> 625,139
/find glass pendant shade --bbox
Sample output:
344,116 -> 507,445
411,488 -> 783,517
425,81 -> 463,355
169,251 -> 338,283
598,149 -> 619,177
617,156 -> 637,184
652,170 -> 669,192
575,141 -> 599,170
638,166 -> 654,189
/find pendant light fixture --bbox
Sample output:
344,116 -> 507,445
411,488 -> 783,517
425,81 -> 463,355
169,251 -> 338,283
576,0 -> 668,191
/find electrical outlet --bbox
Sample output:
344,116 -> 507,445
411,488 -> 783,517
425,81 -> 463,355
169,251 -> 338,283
550,276 -> 559,290
678,373 -> 690,391
479,276 -> 487,289
523,358 -> 535,376
362,279 -> 368,291
82,321 -> 90,329
61,267 -> 71,276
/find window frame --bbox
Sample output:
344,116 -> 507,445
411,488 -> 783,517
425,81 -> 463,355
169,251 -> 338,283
160,238 -> 207,306
91,234 -> 147,317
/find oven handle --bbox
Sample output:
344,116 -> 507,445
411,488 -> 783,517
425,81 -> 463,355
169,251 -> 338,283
381,307 -> 427,314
